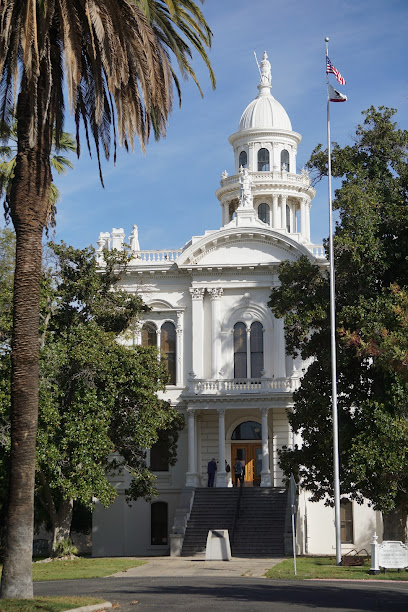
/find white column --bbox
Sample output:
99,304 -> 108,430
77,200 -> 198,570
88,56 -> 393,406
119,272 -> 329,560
208,288 -> 223,379
222,202 -> 229,226
186,408 -> 199,487
274,317 -> 286,378
300,198 -> 306,238
260,407 -> 272,487
216,408 -> 228,487
176,311 -> 183,386
248,142 -> 255,172
272,194 -> 279,229
190,287 -> 205,378
281,195 -> 287,230
306,201 -> 311,241
246,326 -> 251,378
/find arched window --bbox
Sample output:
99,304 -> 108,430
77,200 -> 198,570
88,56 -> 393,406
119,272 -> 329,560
250,322 -> 263,378
239,150 -> 247,168
258,203 -> 270,224
150,432 -> 169,472
258,148 -> 270,171
231,421 -> 262,440
234,322 -> 247,378
286,204 -> 291,232
151,502 -> 168,545
161,322 -> 176,385
281,149 -> 289,171
141,322 -> 157,347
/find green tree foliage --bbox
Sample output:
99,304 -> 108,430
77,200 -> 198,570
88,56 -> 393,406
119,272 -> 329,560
0,236 -> 183,551
0,117 -> 76,224
269,107 -> 408,539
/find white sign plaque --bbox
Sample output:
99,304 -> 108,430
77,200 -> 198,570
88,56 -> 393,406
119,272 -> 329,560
378,541 -> 408,569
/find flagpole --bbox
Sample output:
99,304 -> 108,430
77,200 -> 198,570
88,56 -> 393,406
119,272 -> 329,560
325,36 -> 342,566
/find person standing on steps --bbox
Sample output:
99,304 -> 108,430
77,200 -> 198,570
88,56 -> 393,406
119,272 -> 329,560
207,457 -> 217,487
234,457 -> 244,487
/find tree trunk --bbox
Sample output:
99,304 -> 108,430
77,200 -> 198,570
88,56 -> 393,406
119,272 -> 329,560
0,84 -> 52,598
52,498 -> 74,555
382,506 -> 408,542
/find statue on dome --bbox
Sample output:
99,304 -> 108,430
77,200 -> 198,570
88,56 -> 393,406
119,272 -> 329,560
239,166 -> 254,208
260,51 -> 271,86
129,224 -> 140,252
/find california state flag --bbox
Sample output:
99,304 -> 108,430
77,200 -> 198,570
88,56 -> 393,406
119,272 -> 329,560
329,83 -> 347,103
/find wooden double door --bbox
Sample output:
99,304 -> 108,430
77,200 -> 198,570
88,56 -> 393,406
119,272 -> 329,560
231,443 -> 262,487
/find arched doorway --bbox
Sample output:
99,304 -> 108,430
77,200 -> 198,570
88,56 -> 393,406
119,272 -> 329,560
231,421 -> 262,487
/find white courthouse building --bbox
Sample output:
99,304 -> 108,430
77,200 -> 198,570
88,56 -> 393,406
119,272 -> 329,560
93,53 -> 380,557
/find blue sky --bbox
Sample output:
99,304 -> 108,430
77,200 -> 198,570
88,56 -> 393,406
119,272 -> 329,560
16,0 -> 408,250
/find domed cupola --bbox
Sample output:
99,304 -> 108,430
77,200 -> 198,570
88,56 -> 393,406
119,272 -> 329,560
238,53 -> 292,132
215,52 -> 315,244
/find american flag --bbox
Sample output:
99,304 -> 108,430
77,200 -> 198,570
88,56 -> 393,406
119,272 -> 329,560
326,57 -> 346,85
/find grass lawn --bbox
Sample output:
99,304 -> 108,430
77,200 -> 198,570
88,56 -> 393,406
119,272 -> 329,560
31,557 -> 146,581
266,556 -> 408,581
0,596 -> 106,611
0,557 -> 145,582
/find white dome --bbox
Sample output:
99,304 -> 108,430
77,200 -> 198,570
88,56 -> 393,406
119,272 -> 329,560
239,93 -> 292,131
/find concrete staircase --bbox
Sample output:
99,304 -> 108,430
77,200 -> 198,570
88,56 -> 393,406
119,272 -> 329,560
181,487 -> 287,557
232,488 -> 287,557
181,488 -> 239,556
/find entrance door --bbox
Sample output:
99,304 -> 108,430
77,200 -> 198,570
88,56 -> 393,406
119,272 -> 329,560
231,443 -> 262,486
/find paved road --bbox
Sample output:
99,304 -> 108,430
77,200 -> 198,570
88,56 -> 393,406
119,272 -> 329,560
35,575 -> 408,611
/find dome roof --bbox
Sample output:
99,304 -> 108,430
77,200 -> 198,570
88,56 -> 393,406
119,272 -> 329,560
238,51 -> 292,132
239,93 -> 292,131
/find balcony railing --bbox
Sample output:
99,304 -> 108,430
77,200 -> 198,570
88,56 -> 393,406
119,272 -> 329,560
131,249 -> 182,263
186,376 -> 300,395
219,171 -> 311,188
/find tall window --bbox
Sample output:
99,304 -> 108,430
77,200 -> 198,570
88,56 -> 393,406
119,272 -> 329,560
286,204 -> 291,232
141,322 -> 157,347
250,322 -> 263,378
258,203 -> 270,224
281,149 -> 289,171
239,150 -> 248,168
234,322 -> 247,378
341,500 -> 353,543
150,432 -> 170,472
161,322 -> 176,384
258,148 -> 270,171
151,502 -> 168,545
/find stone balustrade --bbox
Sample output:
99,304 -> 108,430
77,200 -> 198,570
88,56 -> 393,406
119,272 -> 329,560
220,171 -> 310,187
131,249 -> 182,263
186,376 -> 300,395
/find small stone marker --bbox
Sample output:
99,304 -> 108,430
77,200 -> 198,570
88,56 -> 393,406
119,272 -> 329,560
205,529 -> 231,561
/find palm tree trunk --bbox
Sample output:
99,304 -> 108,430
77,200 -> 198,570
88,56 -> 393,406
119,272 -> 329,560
0,86 -> 52,599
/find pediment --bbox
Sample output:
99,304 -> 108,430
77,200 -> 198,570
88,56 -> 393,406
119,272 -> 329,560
177,227 -> 314,268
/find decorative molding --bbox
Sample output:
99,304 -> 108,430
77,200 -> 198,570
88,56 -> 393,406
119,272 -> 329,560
208,287 -> 224,300
189,287 -> 205,300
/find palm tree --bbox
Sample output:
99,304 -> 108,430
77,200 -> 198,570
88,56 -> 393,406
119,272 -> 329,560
0,0 -> 214,598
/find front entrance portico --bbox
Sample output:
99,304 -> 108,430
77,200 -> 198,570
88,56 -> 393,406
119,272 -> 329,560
185,405 -> 273,488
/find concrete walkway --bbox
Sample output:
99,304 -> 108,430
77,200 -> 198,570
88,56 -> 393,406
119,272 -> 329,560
112,555 -> 283,579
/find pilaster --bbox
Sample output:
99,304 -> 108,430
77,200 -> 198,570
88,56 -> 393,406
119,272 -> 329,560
208,287 -> 223,379
190,287 -> 205,378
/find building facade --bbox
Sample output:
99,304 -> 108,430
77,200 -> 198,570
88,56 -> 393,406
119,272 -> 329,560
93,53 -> 379,557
